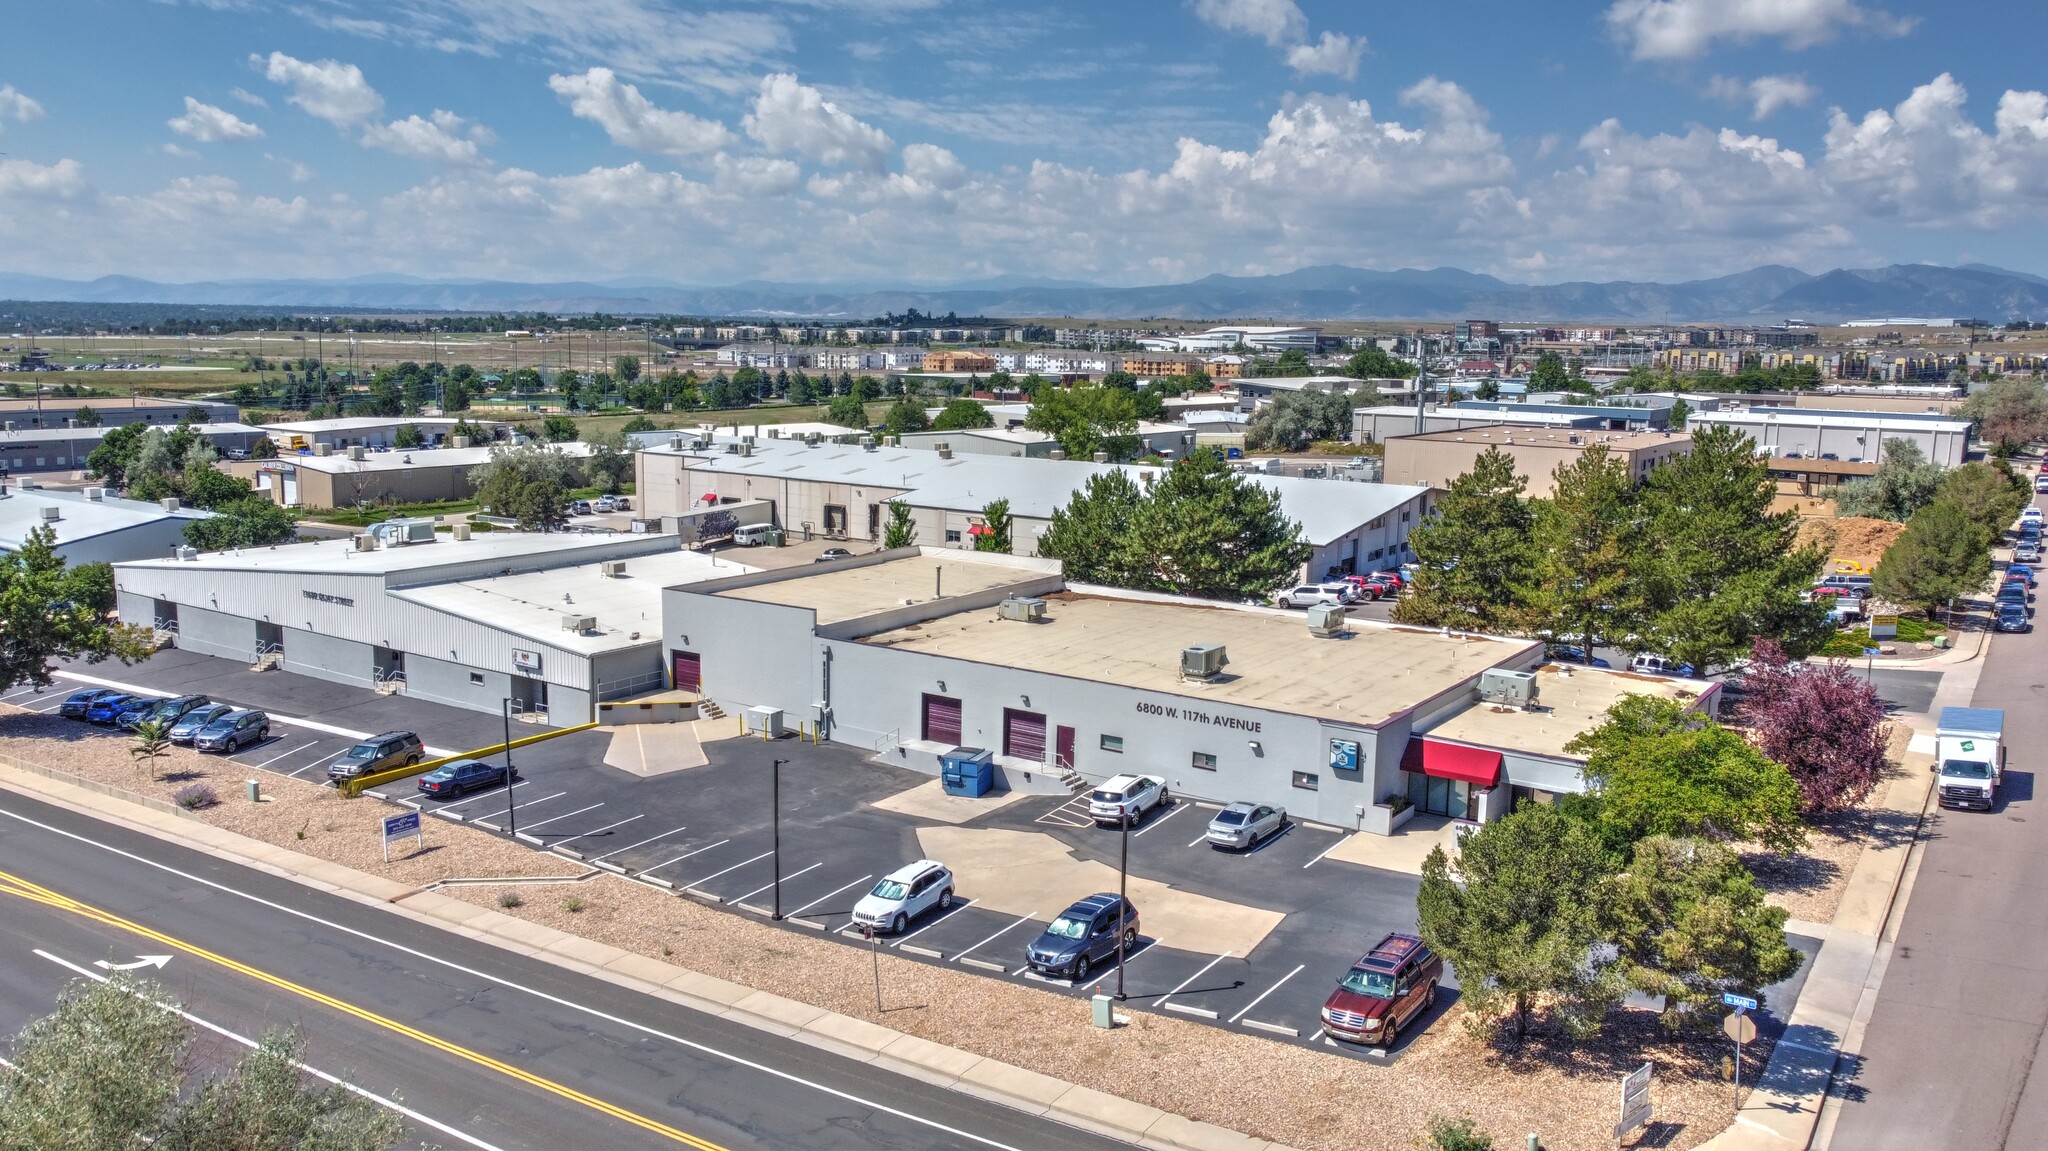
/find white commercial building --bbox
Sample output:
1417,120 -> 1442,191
1690,407 -> 1973,468
260,417 -> 497,451
0,483 -> 211,564
115,531 -> 752,726
1024,350 -> 1124,375
1166,326 -> 1322,353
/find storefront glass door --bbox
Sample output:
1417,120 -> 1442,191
1407,772 -> 1472,820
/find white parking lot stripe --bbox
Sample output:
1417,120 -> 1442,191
442,779 -> 529,808
24,695 -> 70,713
1131,803 -> 1187,837
786,874 -> 871,921
1230,963 -> 1305,1023
1303,834 -> 1352,869
680,849 -> 774,891
1186,829 -> 1212,848
49,670 -> 458,756
639,839 -> 729,875
549,813 -> 644,848
478,791 -> 566,826
589,823 -> 688,863
286,749 -> 347,778
1156,951 -> 1233,1010
248,740 -> 318,769
1083,945 -> 1150,991
515,802 -> 604,834
891,898 -> 975,949
954,912 -> 1039,964
727,863 -> 822,908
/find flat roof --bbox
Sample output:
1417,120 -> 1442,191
261,416 -> 479,433
1695,409 -> 1970,431
116,528 -> 641,576
0,397 -> 228,413
394,548 -> 753,654
0,487 -> 209,548
716,552 -> 1039,626
268,442 -> 590,474
1360,405 -> 1597,427
1422,662 -> 1712,759
857,591 -> 1539,726
0,422 -> 266,445
1398,426 -> 1690,451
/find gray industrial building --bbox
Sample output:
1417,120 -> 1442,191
662,550 -> 1718,833
1689,407 -> 1972,468
0,396 -> 239,430
0,423 -> 270,476
115,531 -> 750,726
0,483 -> 212,564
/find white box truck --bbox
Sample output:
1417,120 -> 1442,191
1935,706 -> 2005,811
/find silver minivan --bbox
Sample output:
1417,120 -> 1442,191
732,523 -> 774,546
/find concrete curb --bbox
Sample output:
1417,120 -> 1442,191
0,762 -> 1303,1151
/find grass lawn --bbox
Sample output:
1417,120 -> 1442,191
1817,614 -> 1946,657
313,499 -> 479,528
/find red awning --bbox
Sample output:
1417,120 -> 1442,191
1400,739 -> 1502,787
700,493 -> 719,504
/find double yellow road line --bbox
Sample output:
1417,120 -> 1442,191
0,867 -> 729,1150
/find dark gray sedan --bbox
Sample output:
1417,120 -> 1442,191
1206,801 -> 1287,850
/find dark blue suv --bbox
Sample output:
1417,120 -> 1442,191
84,694 -> 141,724
1025,894 -> 1140,982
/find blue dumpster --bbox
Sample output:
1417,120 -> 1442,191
940,747 -> 995,798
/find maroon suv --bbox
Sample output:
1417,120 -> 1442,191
1320,932 -> 1443,1047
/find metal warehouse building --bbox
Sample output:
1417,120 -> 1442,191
662,550 -> 1718,834
115,531 -> 752,726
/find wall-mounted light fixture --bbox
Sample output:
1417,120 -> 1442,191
1247,740 -> 1262,754
680,635 -> 689,646
937,680 -> 947,693
1021,695 -> 1030,707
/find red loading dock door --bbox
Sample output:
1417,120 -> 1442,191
1400,738 -> 1503,787
922,694 -> 962,745
1003,709 -> 1048,762
672,651 -> 701,692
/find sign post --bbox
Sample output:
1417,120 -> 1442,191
1614,1060 -> 1653,1142
1722,994 -> 1759,1114
381,810 -> 422,862
862,922 -> 882,1012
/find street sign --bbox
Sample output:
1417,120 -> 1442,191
1614,1060 -> 1654,1139
381,810 -> 422,861
1722,992 -> 1758,1011
1723,1012 -> 1758,1045
1862,647 -> 1881,657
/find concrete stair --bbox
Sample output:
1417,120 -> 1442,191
374,680 -> 405,696
249,651 -> 282,673
1060,770 -> 1089,793
698,699 -> 726,721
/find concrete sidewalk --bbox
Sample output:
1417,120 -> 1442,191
0,761 -> 1298,1151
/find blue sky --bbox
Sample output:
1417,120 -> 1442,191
2,0 -> 2046,286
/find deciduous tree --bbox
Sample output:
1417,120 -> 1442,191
541,415 -> 579,443
1736,640 -> 1892,813
470,443 -> 576,532
184,498 -> 298,551
1025,383 -> 1140,462
1959,377 -> 2048,453
0,526 -> 154,693
1242,387 -> 1354,452
1566,695 -> 1805,852
1394,447 -> 1536,633
1934,460 -> 2031,538
1834,439 -> 1943,521
931,399 -> 994,431
825,394 -> 869,429
583,425 -> 634,493
884,398 -> 929,435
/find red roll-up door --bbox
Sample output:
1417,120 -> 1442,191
672,651 -> 701,692
922,694 -> 962,745
1003,709 -> 1048,761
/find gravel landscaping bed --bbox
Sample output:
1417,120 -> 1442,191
1744,723 -> 1919,925
3,704 -> 1753,1150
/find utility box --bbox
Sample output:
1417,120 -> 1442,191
940,747 -> 994,798
1091,994 -> 1117,1029
1306,603 -> 1347,637
746,705 -> 784,738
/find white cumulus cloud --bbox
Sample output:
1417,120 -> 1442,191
0,83 -> 44,128
1191,0 -> 1306,47
168,97 -> 264,142
1823,73 -> 2048,228
255,51 -> 384,126
547,67 -> 731,157
743,73 -> 891,172
1285,32 -> 1364,80
1606,0 -> 1914,60
1708,74 -> 1820,121
361,110 -> 490,166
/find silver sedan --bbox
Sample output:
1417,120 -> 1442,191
1206,802 -> 1287,850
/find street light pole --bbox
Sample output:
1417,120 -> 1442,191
771,758 -> 787,919
502,697 -> 518,838
1116,810 -> 1130,1001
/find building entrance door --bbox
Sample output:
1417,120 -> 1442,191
1055,725 -> 1076,772
672,651 -> 701,692
255,620 -> 283,660
1407,771 -> 1473,820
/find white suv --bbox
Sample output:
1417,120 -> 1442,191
1276,583 -> 1348,608
1088,774 -> 1170,827
851,860 -> 955,934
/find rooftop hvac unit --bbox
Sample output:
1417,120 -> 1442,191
996,596 -> 1047,622
451,522 -> 472,540
600,560 -> 627,578
1306,603 -> 1347,637
346,445 -> 367,461
160,497 -> 181,513
352,533 -> 376,552
313,443 -> 332,457
1180,642 -> 1229,682
562,613 -> 597,632
175,545 -> 198,561
937,445 -> 953,459
451,435 -> 471,450
1478,668 -> 1538,708
37,505 -> 59,522
84,487 -> 104,501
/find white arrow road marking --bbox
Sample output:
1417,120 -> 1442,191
94,954 -> 173,971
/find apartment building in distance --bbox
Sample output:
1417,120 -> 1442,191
922,350 -> 998,373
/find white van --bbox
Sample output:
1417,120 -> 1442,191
732,523 -> 774,546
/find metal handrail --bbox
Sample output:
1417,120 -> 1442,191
874,728 -> 900,758
152,617 -> 180,633
254,641 -> 282,656
374,667 -> 407,684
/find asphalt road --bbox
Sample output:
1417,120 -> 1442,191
1827,505 -> 2048,1150
0,788 -> 1133,1151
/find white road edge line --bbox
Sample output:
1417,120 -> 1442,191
549,813 -> 645,849
891,898 -> 976,949
34,948 -> 504,1151
1155,951 -> 1232,1010
1230,963 -> 1305,1023
1303,834 -> 1352,869
589,823 -> 689,863
1131,803 -> 1187,837
786,874 -> 872,921
679,849 -> 775,891
638,839 -> 728,875
955,912 -> 1039,963
1,805 -> 1030,1151
726,863 -> 823,908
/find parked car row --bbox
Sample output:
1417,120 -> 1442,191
1274,571 -> 1405,608
57,689 -> 273,752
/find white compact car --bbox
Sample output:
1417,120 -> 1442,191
1088,774 -> 1170,827
851,860 -> 955,934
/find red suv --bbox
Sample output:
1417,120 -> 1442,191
1320,933 -> 1443,1048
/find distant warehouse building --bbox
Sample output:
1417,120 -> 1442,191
115,531 -> 750,727
0,482 -> 211,564
1383,426 -> 1693,497
0,397 -> 238,430
227,443 -> 591,510
661,549 -> 1718,833
1690,407 -> 1971,468
0,423 -> 269,477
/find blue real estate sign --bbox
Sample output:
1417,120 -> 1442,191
381,810 -> 422,860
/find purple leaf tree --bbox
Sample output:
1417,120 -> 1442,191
1736,640 -> 1891,814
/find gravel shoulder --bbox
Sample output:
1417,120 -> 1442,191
2,705 -> 1756,1151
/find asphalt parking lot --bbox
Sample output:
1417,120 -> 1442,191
27,647 -> 1819,1058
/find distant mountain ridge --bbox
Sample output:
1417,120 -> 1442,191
3,263 -> 2045,323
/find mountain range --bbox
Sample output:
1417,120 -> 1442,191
3,263 -> 2046,324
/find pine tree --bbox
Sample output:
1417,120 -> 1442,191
882,500 -> 918,548
1609,836 -> 1802,1029
1136,450 -> 1310,600
1393,447 -> 1535,633
1529,446 -> 1646,661
1871,499 -> 1993,613
975,498 -> 1013,554
1038,470 -> 1148,588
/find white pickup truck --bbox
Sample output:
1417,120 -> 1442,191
1935,706 -> 2005,811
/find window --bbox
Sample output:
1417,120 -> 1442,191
1100,734 -> 1124,753
1192,751 -> 1218,770
945,529 -> 962,543
1368,516 -> 1385,529
1292,771 -> 1320,790
469,672 -> 485,685
1369,547 -> 1385,560
1400,510 -> 1412,523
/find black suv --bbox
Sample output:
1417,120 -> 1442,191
327,731 -> 426,782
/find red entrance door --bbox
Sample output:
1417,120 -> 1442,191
1055,725 -> 1076,772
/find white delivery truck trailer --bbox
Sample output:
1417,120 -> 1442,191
1935,706 -> 2005,811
